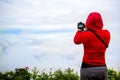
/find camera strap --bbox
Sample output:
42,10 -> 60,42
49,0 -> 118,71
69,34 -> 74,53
90,30 -> 108,48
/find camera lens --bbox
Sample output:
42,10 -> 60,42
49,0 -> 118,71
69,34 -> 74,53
79,24 -> 83,28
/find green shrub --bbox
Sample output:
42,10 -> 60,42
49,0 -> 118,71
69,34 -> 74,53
30,67 -> 79,80
0,67 -> 120,80
107,68 -> 120,80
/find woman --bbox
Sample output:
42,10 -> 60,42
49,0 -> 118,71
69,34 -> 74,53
74,12 -> 111,80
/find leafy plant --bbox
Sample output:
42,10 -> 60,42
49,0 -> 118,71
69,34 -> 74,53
30,67 -> 79,80
0,67 -> 120,80
107,68 -> 120,80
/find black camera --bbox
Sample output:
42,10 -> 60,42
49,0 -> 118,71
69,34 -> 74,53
77,22 -> 86,31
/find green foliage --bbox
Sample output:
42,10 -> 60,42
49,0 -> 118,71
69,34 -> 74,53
0,67 -> 120,80
14,68 -> 30,80
0,68 -> 30,80
107,68 -> 120,80
53,68 -> 79,80
31,67 -> 40,80
30,67 -> 79,80
0,71 -> 14,80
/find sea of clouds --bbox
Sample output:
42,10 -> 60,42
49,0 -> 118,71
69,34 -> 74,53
0,26 -> 120,73
0,27 -> 83,72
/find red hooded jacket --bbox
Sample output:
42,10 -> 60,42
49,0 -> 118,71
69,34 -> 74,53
74,12 -> 110,66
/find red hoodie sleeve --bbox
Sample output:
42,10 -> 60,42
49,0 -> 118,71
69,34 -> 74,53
74,31 -> 83,44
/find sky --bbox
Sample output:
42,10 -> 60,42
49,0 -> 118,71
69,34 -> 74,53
0,0 -> 120,73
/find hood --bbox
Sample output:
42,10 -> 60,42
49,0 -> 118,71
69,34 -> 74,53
86,12 -> 103,31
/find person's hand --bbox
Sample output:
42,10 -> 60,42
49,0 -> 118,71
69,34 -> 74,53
77,29 -> 81,32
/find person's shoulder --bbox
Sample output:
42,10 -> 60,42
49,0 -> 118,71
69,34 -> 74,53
103,29 -> 110,32
103,29 -> 111,37
103,29 -> 110,34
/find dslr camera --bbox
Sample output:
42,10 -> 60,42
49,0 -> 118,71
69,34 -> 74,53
77,22 -> 86,31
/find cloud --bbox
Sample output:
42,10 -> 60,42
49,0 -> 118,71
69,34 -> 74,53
1,0 -> 120,29
0,27 -> 119,72
0,32 -> 83,72
0,26 -> 120,72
